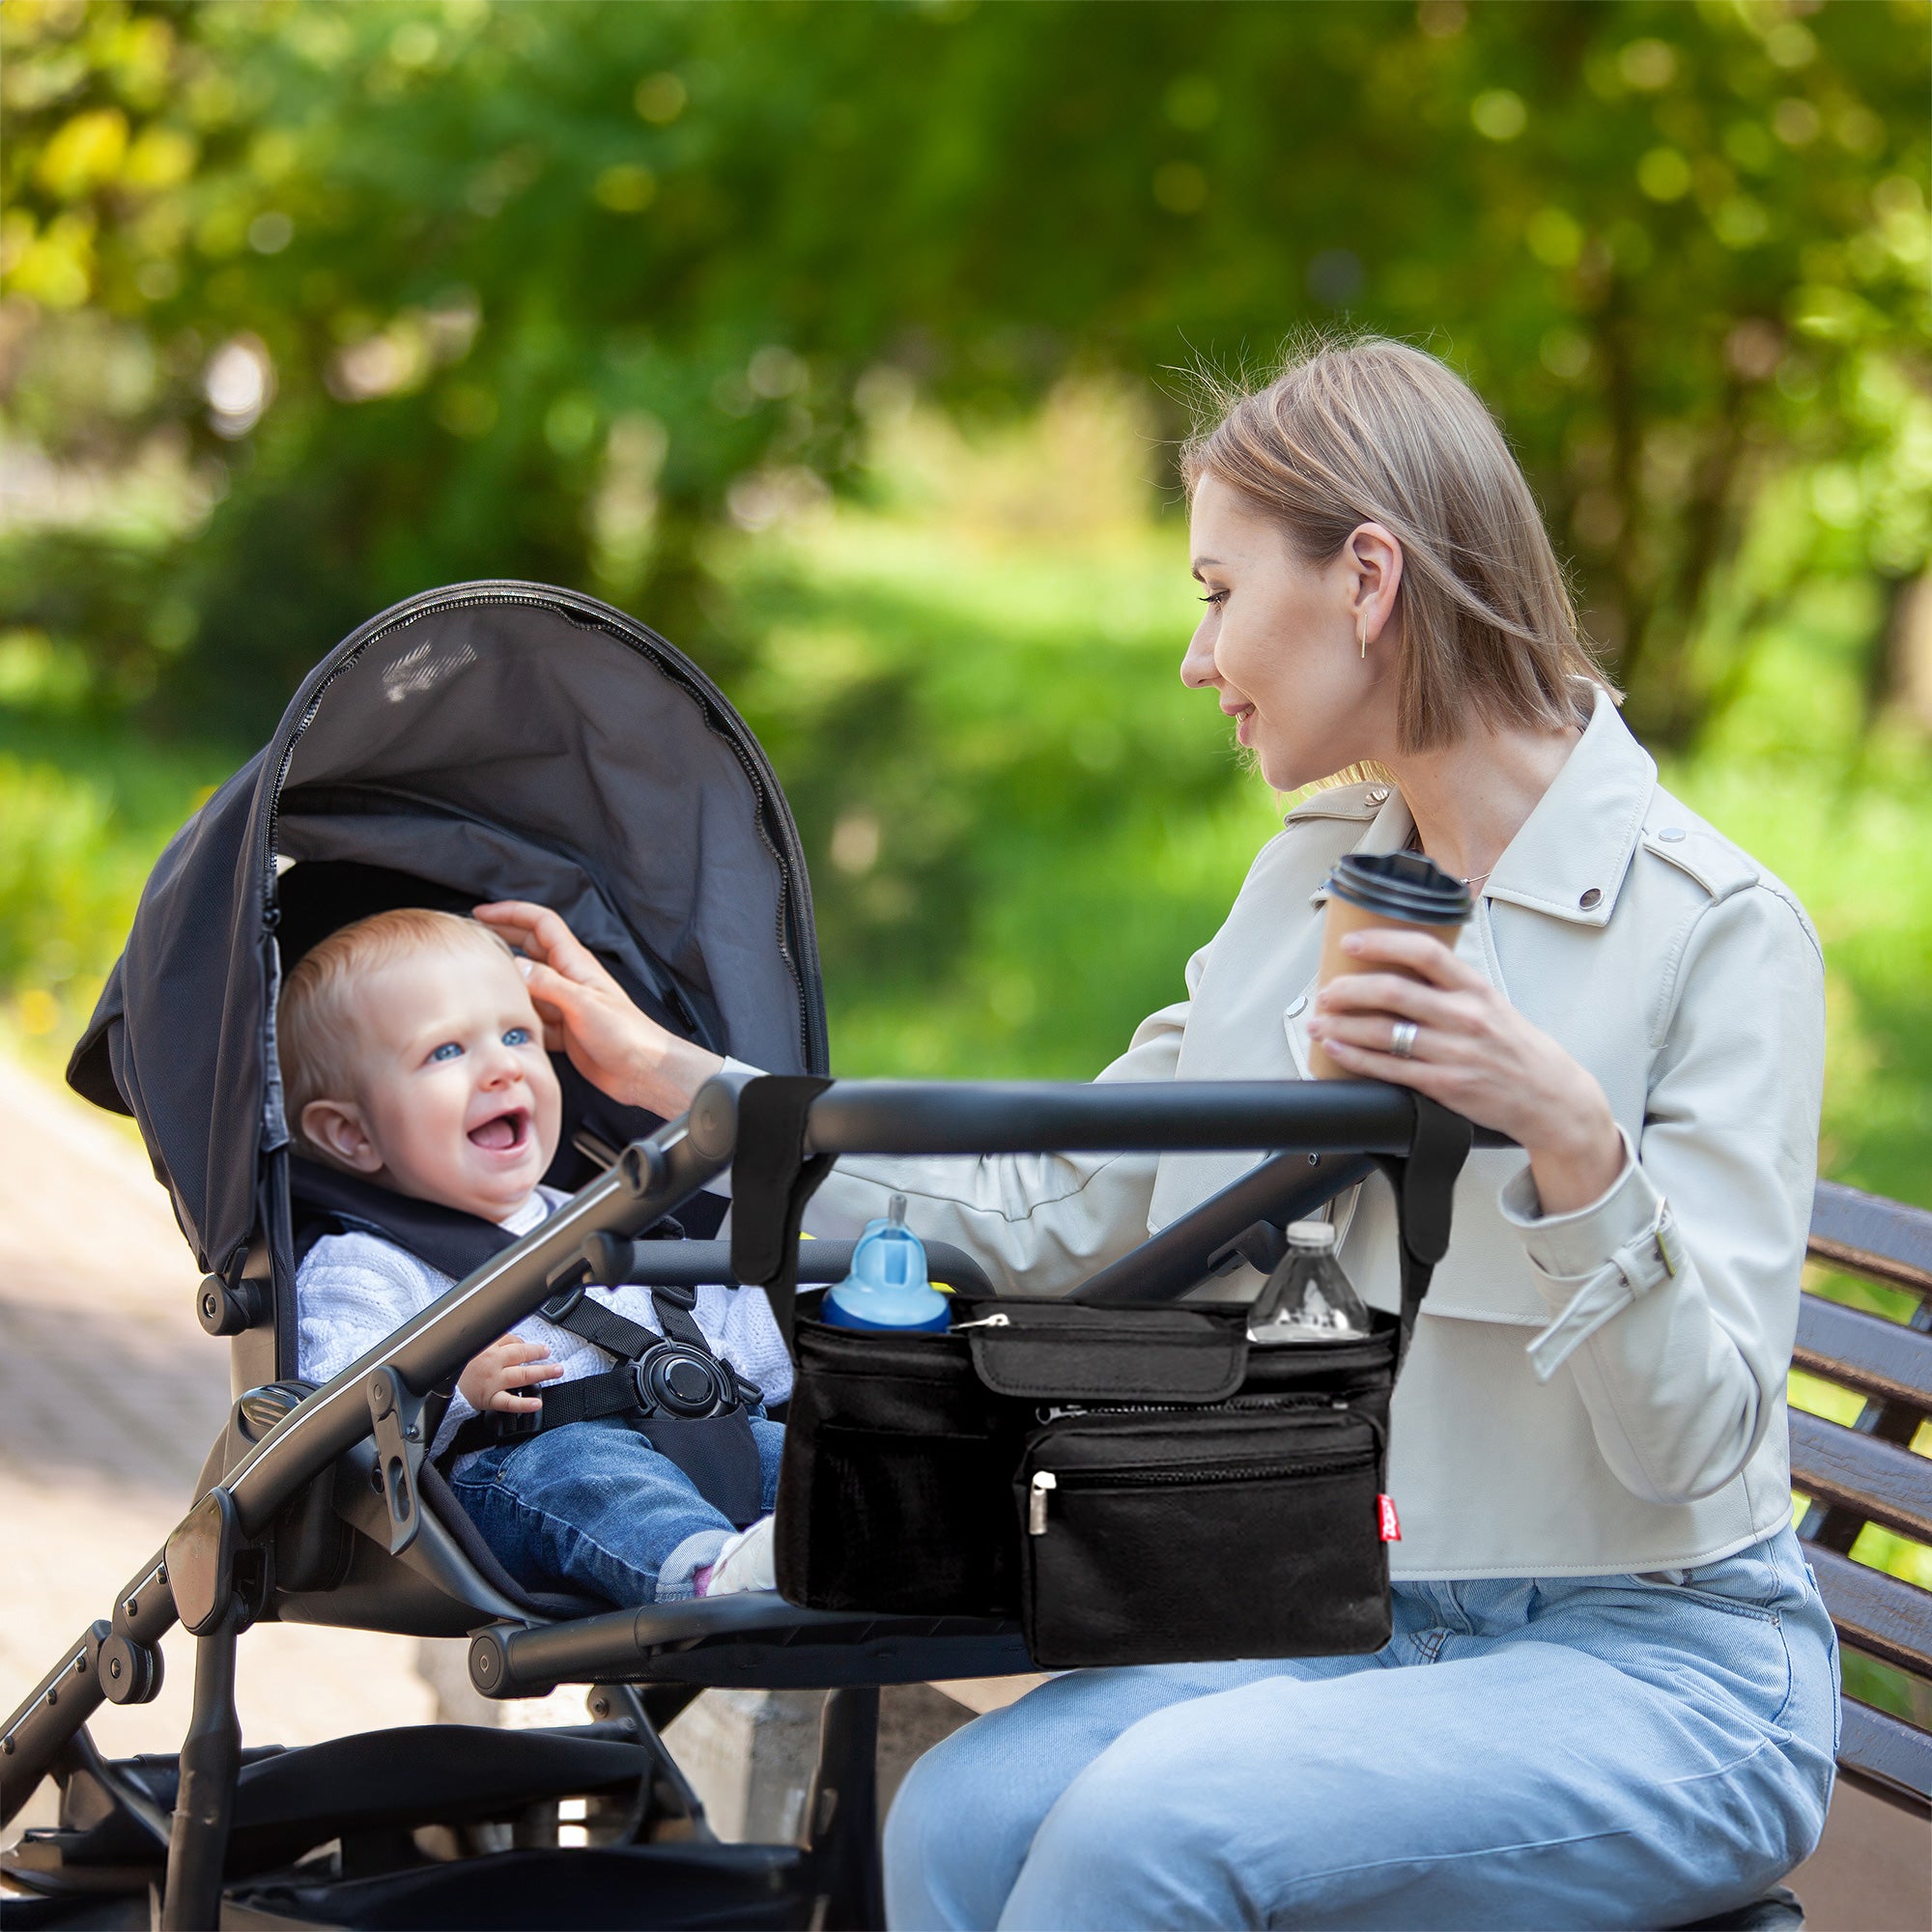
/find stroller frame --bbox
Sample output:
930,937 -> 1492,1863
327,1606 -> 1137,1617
3,1070 -> 1494,1930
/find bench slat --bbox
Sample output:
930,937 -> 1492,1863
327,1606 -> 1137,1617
1794,1293 -> 1932,1413
1805,1545 -> 1932,1678
1809,1181 -> 1932,1298
1788,1411 -> 1932,1545
1837,1697 -> 1932,1809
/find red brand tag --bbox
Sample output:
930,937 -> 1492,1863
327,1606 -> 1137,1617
1378,1493 -> 1402,1542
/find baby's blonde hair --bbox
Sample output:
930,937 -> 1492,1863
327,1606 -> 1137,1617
277,907 -> 517,1156
1182,335 -> 1609,753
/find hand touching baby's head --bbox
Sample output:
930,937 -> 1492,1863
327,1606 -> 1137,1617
278,908 -> 561,1221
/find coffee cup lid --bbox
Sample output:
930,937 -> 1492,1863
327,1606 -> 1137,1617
1326,851 -> 1473,925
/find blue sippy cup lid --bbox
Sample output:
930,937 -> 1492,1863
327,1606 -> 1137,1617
823,1195 -> 952,1332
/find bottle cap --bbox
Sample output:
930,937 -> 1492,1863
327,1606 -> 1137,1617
1284,1220 -> 1337,1251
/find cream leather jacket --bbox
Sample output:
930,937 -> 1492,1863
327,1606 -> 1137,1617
804,691 -> 1826,1578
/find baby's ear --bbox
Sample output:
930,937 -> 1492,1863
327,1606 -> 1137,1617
300,1098 -> 384,1175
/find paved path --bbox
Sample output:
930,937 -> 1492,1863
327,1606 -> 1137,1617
0,1048 -> 430,1834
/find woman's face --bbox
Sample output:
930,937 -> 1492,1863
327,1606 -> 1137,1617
1181,472 -> 1399,792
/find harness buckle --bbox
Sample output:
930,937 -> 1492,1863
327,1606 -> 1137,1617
632,1344 -> 732,1419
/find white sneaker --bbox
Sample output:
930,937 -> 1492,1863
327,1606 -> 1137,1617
700,1515 -> 777,1597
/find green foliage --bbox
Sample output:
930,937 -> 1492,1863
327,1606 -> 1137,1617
2,0 -> 1927,743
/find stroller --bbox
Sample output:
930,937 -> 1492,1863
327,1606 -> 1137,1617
0,582 -> 1482,1929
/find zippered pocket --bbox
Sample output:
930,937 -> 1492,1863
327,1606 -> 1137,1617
1015,1409 -> 1390,1668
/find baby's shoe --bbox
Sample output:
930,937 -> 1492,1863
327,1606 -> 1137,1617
696,1516 -> 776,1597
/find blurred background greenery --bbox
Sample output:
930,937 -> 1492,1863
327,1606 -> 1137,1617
1,0 -> 1929,1673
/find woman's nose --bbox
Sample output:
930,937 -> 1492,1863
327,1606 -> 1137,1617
1179,621 -> 1220,690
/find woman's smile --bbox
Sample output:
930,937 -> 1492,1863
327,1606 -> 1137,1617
1221,696 -> 1257,744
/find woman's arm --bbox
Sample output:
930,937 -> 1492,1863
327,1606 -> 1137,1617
1307,891 -> 1824,1505
478,895 -> 1200,1297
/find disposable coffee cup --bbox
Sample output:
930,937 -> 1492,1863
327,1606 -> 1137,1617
1308,852 -> 1473,1079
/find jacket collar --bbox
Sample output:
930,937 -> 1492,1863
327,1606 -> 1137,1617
1482,688 -> 1655,927
1308,688 -> 1657,929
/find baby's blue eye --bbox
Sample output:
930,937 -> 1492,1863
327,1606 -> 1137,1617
503,1026 -> 532,1047
429,1041 -> 463,1063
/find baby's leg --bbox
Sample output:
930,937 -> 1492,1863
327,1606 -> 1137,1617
751,1414 -> 784,1514
451,1415 -> 744,1605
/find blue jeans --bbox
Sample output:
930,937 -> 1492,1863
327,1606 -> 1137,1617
885,1527 -> 1838,1929
450,1412 -> 785,1605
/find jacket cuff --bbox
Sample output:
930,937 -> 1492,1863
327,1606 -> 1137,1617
1498,1132 -> 1688,1381
1496,1126 -> 1653,1273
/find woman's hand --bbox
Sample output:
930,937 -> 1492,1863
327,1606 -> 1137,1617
473,900 -> 724,1119
458,1336 -> 563,1415
1305,927 -> 1626,1215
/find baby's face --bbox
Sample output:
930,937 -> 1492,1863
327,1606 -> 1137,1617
309,945 -> 562,1221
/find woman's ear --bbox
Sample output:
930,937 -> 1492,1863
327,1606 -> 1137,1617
1346,523 -> 1405,646
300,1098 -> 384,1175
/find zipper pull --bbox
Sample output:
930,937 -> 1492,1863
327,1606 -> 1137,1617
954,1312 -> 1011,1330
1028,1469 -> 1058,1535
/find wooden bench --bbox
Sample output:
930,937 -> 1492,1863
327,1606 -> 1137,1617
1782,1179 -> 1932,1924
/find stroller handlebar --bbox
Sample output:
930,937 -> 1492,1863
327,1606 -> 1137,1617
790,1077 -> 1513,1158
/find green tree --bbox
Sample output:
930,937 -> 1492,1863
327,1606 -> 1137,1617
2,0 -> 1926,741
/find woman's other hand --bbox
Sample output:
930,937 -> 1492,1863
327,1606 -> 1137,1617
472,900 -> 724,1118
458,1335 -> 564,1415
1305,927 -> 1625,1215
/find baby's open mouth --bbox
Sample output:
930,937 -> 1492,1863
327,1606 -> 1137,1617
469,1109 -> 530,1153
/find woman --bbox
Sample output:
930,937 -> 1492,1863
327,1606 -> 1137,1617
484,338 -> 1837,1928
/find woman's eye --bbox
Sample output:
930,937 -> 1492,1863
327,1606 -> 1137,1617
503,1027 -> 532,1047
1199,588 -> 1229,606
429,1041 -> 463,1063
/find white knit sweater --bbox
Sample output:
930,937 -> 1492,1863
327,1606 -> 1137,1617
296,1185 -> 793,1468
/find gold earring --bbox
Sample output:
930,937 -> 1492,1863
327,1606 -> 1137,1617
1358,623 -> 1367,659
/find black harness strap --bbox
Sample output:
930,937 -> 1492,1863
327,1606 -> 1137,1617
292,1160 -> 765,1523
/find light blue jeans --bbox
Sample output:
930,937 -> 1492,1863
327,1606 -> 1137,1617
451,1411 -> 785,1605
885,1527 -> 1838,1929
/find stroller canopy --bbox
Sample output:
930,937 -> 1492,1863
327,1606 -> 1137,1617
70,582 -> 827,1280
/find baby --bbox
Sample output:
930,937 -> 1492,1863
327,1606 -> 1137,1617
284,906 -> 787,1604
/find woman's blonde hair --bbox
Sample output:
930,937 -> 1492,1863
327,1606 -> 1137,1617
1181,335 -> 1608,752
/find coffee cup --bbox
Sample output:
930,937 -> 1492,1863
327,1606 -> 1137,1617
1308,851 -> 1473,1079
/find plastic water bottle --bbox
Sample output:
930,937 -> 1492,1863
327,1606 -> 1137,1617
822,1195 -> 952,1333
1247,1220 -> 1373,1344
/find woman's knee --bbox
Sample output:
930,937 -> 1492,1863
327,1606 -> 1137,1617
884,1711 -> 1048,1930
1009,1703 -> 1275,1924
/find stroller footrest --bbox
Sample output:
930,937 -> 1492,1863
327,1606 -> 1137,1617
469,1599 -> 1032,1697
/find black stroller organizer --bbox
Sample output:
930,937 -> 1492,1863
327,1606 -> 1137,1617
1,583 -> 1500,1930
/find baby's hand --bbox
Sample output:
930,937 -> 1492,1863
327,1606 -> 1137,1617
458,1336 -> 563,1414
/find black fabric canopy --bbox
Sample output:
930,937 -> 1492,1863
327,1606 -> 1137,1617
69,582 -> 826,1282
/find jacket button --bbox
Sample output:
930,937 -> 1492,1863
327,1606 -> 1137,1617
1287,995 -> 1308,1017
1364,786 -> 1389,805
1657,827 -> 1686,842
1578,887 -> 1603,909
